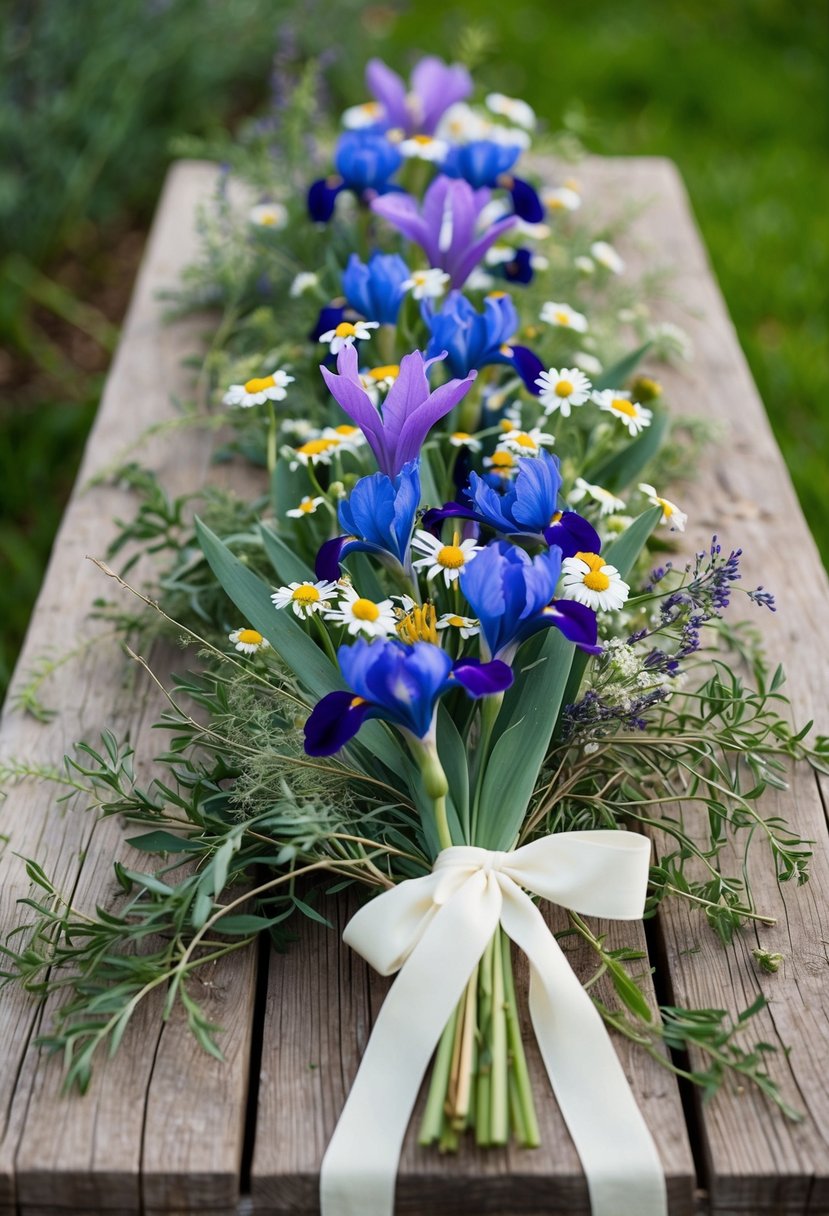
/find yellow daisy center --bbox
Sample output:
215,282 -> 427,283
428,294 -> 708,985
490,451 -> 515,468
611,397 -> 637,417
237,629 -> 263,645
368,365 -> 400,381
298,498 -> 317,513
437,541 -> 465,569
554,311 -> 571,325
452,431 -> 472,442
412,134 -> 432,145
574,551 -> 611,592
334,322 -> 358,338
292,585 -> 321,605
446,615 -> 465,627
296,438 -> 338,457
487,290 -> 508,299
352,597 -> 380,621
657,498 -> 674,517
547,197 -> 566,210
332,424 -> 358,436
555,379 -> 574,397
513,432 -> 538,449
259,212 -> 278,226
243,375 -> 276,393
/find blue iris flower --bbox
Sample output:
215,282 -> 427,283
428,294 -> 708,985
425,291 -> 518,377
308,131 -> 403,222
460,540 -> 600,664
342,252 -> 410,324
315,460 -> 420,581
422,451 -> 602,556
441,138 -> 544,223
304,638 -> 513,756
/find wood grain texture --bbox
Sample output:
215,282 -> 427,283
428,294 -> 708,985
574,156 -> 829,1215
0,160 -> 257,1216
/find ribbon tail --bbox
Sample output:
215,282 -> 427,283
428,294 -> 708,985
499,891 -> 667,1216
320,873 -> 501,1216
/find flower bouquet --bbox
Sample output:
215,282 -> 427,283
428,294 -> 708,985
4,47 -> 825,1216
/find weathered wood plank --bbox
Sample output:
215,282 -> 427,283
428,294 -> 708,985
0,160 -> 257,1215
574,157 -> 829,1214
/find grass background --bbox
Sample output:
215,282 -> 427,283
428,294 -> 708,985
1,0 -> 826,700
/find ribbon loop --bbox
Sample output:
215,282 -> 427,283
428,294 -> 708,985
321,830 -> 667,1216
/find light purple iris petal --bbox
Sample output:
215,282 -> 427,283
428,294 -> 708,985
370,191 -> 432,253
380,350 -> 432,443
411,57 -> 473,135
319,346 -> 390,470
451,213 -> 519,290
365,59 -> 410,131
393,371 -> 477,468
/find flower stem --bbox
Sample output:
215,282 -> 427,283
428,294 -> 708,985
418,1007 -> 458,1145
267,400 -> 278,475
450,964 -> 479,1130
489,928 -> 509,1144
311,611 -> 339,666
502,931 -> 540,1147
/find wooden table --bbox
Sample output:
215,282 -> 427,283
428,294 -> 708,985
1,158 -> 827,1216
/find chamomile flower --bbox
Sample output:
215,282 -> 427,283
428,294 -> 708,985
342,100 -> 384,129
402,268 -> 450,300
319,320 -> 379,355
590,240 -> 625,275
271,579 -> 339,619
228,627 -> 271,655
544,187 -> 582,213
399,134 -> 450,161
485,92 -> 536,130
483,449 -> 517,479
540,301 -> 588,333
359,365 -> 400,397
464,267 -> 496,291
224,369 -> 294,408
573,351 -> 603,377
535,367 -> 593,417
561,552 -> 630,612
593,390 -> 653,436
638,483 -> 688,532
449,431 -> 482,451
289,271 -> 320,298
249,202 -> 288,230
324,585 -> 398,638
568,478 -> 627,517
288,435 -> 342,469
410,529 -> 483,586
499,427 -> 555,457
437,102 -> 493,144
574,255 -> 595,275
436,613 -> 481,640
286,496 -> 325,519
322,424 -> 366,449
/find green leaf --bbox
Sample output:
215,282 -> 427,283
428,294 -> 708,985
260,523 -> 316,585
291,895 -> 333,928
592,341 -> 651,391
214,914 -> 280,935
437,704 -> 470,839
608,959 -> 653,1023
585,409 -> 669,493
476,631 -> 575,850
126,830 -> 204,854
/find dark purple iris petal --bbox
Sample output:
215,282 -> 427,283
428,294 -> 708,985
544,511 -> 602,557
304,690 -> 373,756
508,176 -> 545,223
421,500 -> 479,535
307,178 -> 344,223
545,599 -> 602,654
452,657 -> 514,697
507,344 -> 544,395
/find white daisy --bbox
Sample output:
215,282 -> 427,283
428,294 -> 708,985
484,245 -> 516,266
286,496 -> 325,519
449,431 -> 482,451
540,301 -> 588,333
399,134 -> 450,161
483,449 -> 518,479
410,529 -> 483,587
561,552 -> 630,612
638,483 -> 688,532
319,319 -> 379,355
223,369 -> 294,409
271,579 -> 339,619
590,240 -> 625,275
436,102 -> 493,144
228,627 -> 271,655
288,435 -> 343,470
322,424 -> 366,449
499,427 -> 555,457
485,92 -> 536,130
544,186 -> 582,213
289,271 -> 319,298
436,613 -> 481,640
593,390 -> 653,436
488,124 -> 532,150
342,100 -> 384,129
249,202 -> 288,230
359,365 -> 400,398
535,367 -> 593,417
574,255 -> 596,275
324,585 -> 398,637
568,477 -> 627,517
280,417 -> 315,440
402,267 -> 450,300
573,350 -> 603,377
464,267 -> 496,291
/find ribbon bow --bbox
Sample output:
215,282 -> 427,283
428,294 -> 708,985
320,831 -> 667,1216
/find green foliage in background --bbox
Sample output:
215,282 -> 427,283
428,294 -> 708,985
1,0 -> 826,701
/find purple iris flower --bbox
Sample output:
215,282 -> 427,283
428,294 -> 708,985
365,56 -> 472,137
460,540 -> 600,665
423,450 -> 601,556
304,637 -> 513,756
371,175 -> 517,290
315,461 -> 420,581
320,344 -> 476,478
342,252 -> 410,324
308,131 -> 402,222
442,140 -> 544,223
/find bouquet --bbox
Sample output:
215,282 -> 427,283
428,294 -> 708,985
4,48 -> 825,1216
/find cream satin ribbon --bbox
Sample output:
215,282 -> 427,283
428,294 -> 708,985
320,831 -> 667,1216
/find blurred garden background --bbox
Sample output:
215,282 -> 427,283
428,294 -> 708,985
1,0 -> 826,700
